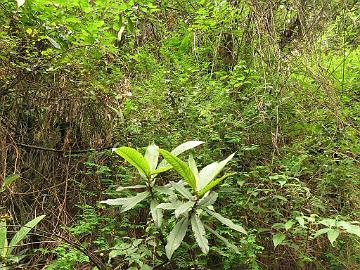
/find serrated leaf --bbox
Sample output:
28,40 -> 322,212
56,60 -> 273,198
198,192 -> 218,208
165,216 -> 189,259
272,233 -> 285,248
150,199 -> 163,228
7,215 -> 45,256
113,147 -> 151,178
327,229 -> 339,244
198,173 -> 236,197
175,201 -> 195,218
158,141 -> 204,168
159,150 -> 196,190
170,181 -> 192,199
100,191 -> 149,213
191,214 -> 209,254
206,209 -> 247,234
116,185 -> 146,191
204,224 -> 239,253
145,143 -> 159,172
198,153 -> 235,190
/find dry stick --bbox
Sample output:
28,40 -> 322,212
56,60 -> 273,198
15,142 -> 114,154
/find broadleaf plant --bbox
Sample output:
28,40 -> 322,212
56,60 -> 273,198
100,141 -> 247,261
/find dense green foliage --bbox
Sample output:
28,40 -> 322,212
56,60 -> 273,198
0,0 -> 359,269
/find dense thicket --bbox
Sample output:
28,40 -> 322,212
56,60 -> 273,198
0,0 -> 359,269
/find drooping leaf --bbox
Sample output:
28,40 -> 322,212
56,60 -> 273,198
100,191 -> 149,213
159,150 -> 197,190
204,224 -> 239,253
272,233 -> 285,248
0,220 -> 7,257
327,229 -> 339,245
198,153 -> 235,190
116,185 -> 147,191
175,201 -> 195,218
157,141 -> 204,168
198,173 -> 236,196
145,143 -> 159,172
170,181 -> 192,200
113,147 -> 151,178
319,218 -> 336,227
191,214 -> 209,254
165,216 -> 189,259
150,199 -> 163,228
7,215 -> 45,256
206,209 -> 247,234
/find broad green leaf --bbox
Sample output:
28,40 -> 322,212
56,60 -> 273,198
159,150 -> 196,190
188,155 -> 199,187
17,0 -> 25,8
191,214 -> 209,254
198,173 -> 236,196
100,191 -> 149,213
2,174 -> 20,189
165,216 -> 189,259
145,143 -> 159,172
314,228 -> 331,238
150,199 -> 163,228
151,166 -> 172,175
198,153 -> 235,190
273,233 -> 285,248
170,181 -> 192,199
153,186 -> 176,196
206,209 -> 247,234
158,141 -> 204,168
0,220 -> 7,257
113,147 -> 151,178
319,218 -> 336,228
337,221 -> 360,237
175,201 -> 195,218
171,141 -> 204,156
116,185 -> 146,191
7,215 -> 45,256
295,216 -> 305,228
327,229 -> 339,245
204,224 -> 239,253
284,220 -> 295,231
198,192 -> 218,208
156,202 -> 182,210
